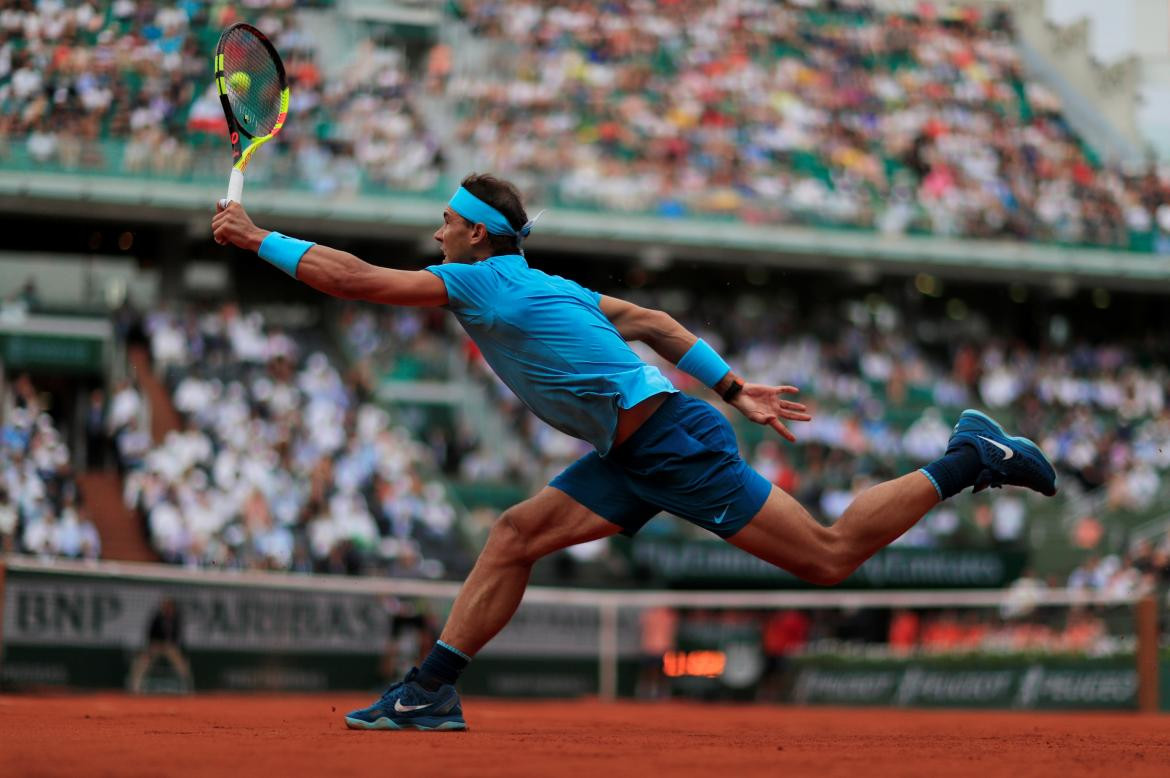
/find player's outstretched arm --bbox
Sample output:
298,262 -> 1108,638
212,202 -> 447,307
599,295 -> 811,440
598,295 -> 693,361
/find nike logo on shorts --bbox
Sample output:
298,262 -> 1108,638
978,435 -> 1014,460
712,505 -> 729,524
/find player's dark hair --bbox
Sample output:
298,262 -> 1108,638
460,173 -> 528,256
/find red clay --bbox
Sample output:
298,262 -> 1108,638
1,694 -> 1168,778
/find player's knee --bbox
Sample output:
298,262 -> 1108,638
485,508 -> 533,564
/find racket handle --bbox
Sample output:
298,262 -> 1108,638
225,168 -> 244,205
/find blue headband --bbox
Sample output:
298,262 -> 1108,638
448,186 -> 544,243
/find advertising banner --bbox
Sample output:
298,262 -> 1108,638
0,568 -> 637,693
626,540 -> 1028,589
787,656 -> 1139,710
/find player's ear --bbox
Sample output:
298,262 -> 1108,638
469,222 -> 489,246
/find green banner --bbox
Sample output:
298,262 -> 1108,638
626,540 -> 1028,589
787,656 -> 1139,710
0,333 -> 105,373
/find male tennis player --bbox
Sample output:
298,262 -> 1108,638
212,174 -> 1056,731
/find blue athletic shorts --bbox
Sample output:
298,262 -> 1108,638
549,393 -> 773,538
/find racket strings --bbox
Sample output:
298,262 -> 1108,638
221,27 -> 283,137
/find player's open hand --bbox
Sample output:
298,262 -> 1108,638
729,383 -> 811,442
212,200 -> 267,251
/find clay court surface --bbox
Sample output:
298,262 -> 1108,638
2,694 -> 1168,778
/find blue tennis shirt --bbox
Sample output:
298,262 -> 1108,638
426,254 -> 676,455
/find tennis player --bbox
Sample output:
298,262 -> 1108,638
211,174 -> 1057,731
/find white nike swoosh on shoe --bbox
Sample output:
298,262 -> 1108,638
977,435 -> 1014,460
394,699 -> 435,713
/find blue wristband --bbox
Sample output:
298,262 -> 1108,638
258,231 -> 315,277
677,338 -> 731,388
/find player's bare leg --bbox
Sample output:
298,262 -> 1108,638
731,408 -> 1058,584
728,474 -> 938,585
345,486 -> 619,730
440,486 -> 622,654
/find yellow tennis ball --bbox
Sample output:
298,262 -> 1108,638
228,72 -> 251,93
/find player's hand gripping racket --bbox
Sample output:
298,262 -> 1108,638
214,22 -> 289,207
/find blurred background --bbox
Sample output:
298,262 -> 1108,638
0,0 -> 1167,708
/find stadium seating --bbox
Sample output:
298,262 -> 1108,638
334,283 -> 1170,590
2,0 -> 1167,591
119,304 -> 470,576
4,1 -> 1170,249
0,372 -> 100,559
449,0 -> 1154,248
0,0 -> 440,194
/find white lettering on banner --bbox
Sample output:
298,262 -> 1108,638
1015,666 -> 1138,707
3,574 -> 642,658
0,662 -> 70,684
8,583 -> 131,646
859,553 -> 1003,587
793,669 -> 899,704
2,577 -> 386,653
896,667 -> 1015,705
631,543 -> 1010,586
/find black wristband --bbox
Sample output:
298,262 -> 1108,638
721,379 -> 744,403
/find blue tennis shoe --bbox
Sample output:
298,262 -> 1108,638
345,668 -> 467,731
949,409 -> 1057,496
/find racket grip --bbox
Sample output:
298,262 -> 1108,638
225,168 -> 244,205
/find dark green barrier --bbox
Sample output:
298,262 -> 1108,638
1,645 -> 386,691
1162,653 -> 1170,712
625,539 -> 1028,589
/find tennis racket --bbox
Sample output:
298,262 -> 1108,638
214,22 -> 289,206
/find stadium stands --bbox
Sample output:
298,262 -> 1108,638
118,304 -> 468,575
0,372 -> 101,559
1,0 -> 1168,589
0,0 -> 441,194
339,288 -> 1170,546
4,0 -> 1170,249
449,0 -> 1159,248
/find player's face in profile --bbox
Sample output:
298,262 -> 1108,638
434,208 -> 477,264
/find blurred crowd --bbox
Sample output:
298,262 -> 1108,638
0,372 -> 101,559
2,0 -> 216,173
781,601 -> 1122,657
0,0 -> 441,193
336,281 -> 1170,558
8,1 -> 1170,248
119,304 -> 466,575
1064,538 -> 1170,598
451,0 -> 1170,249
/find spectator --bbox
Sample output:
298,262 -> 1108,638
1,373 -> 96,560
123,305 -> 468,577
0,486 -> 16,553
84,388 -> 109,470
